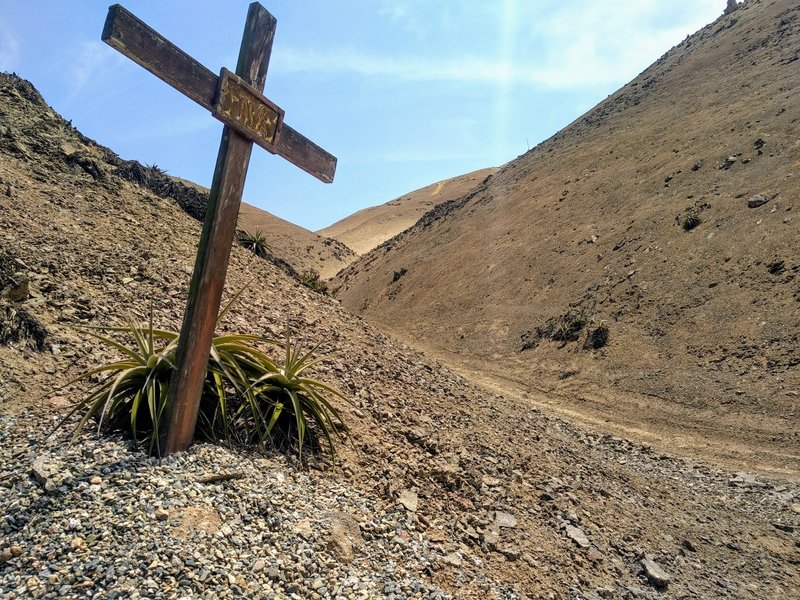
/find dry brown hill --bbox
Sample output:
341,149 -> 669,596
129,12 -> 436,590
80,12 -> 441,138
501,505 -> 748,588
0,7 -> 799,596
174,176 -> 355,279
238,203 -> 355,279
335,0 -> 800,469
318,168 -> 497,255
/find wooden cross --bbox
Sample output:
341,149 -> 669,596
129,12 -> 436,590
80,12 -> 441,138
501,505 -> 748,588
101,3 -> 336,455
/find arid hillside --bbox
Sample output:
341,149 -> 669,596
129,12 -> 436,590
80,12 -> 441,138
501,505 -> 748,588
175,177 -> 355,279
334,0 -> 800,465
318,168 -> 497,256
0,4 -> 798,596
238,203 -> 355,279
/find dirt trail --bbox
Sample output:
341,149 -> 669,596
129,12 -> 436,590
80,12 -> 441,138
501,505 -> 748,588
394,331 -> 800,482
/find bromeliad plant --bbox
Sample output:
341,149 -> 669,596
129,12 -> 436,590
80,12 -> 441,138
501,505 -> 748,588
51,295 -> 348,460
236,228 -> 272,259
204,330 -> 347,459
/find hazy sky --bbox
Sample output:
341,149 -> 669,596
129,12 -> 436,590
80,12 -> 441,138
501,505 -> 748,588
0,1 -> 726,231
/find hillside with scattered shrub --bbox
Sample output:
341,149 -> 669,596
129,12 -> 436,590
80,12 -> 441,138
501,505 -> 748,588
334,0 -> 800,468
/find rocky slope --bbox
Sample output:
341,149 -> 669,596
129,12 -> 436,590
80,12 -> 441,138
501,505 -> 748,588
174,177 -> 355,280
334,0 -> 800,472
0,24 -> 798,600
318,168 -> 497,256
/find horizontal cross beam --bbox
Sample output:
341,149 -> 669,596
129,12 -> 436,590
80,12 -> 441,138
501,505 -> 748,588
102,4 -> 336,183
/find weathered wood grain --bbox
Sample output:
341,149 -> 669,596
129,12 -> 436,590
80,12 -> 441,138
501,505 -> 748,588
214,68 -> 284,152
102,4 -> 217,110
161,4 -> 275,455
279,125 -> 338,183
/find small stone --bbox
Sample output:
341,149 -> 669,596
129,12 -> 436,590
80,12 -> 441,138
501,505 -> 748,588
0,548 -> 12,563
440,553 -> 462,567
482,475 -> 502,487
565,524 -> 591,549
219,524 -> 233,537
497,544 -> 520,561
494,511 -> 517,528
293,519 -> 313,539
155,508 -> 169,522
31,455 -> 55,486
641,556 -> 671,588
3,271 -> 29,301
791,504 -> 800,514
71,537 -> 85,550
397,489 -> 419,512
10,545 -> 23,557
483,525 -> 501,547
89,476 -> 102,486
729,472 -> 769,488
252,559 -> 266,573
325,512 -> 363,564
586,549 -> 604,563
748,194 -> 769,208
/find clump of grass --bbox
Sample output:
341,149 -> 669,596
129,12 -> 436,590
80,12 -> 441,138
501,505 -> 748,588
681,209 -> 702,231
391,268 -> 407,283
583,323 -> 609,350
50,295 -> 347,460
766,259 -> 786,276
299,269 -> 327,295
521,312 -> 587,350
551,314 -> 586,342
522,312 -> 609,352
146,163 -> 167,176
0,305 -> 48,351
236,229 -> 272,259
217,330 -> 347,459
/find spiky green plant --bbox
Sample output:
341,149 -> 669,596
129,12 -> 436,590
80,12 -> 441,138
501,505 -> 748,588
241,331 -> 347,459
237,229 -> 272,259
52,309 -> 179,455
299,269 -> 327,295
682,210 -> 702,231
52,296 -> 347,460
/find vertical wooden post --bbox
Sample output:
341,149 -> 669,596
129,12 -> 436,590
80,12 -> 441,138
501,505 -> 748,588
161,3 -> 276,455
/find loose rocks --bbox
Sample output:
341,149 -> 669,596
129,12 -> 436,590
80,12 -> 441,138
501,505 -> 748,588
641,556 -> 671,588
747,194 -> 770,208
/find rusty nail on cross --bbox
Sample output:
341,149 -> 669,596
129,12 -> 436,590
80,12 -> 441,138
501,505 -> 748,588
101,3 -> 337,455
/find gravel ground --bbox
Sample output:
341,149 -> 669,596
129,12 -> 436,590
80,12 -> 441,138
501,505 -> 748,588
0,410 -> 462,600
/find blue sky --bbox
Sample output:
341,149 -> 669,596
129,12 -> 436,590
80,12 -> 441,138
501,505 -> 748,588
0,1 -> 726,231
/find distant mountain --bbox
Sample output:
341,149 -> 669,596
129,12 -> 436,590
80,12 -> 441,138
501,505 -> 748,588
334,0 -> 800,451
318,168 -> 497,255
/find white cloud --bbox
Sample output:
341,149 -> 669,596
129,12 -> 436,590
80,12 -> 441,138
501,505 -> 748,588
0,26 -> 19,72
276,47 -> 531,85
66,41 -> 114,100
275,46 -> 634,89
524,0 -> 724,86
275,0 -> 724,90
